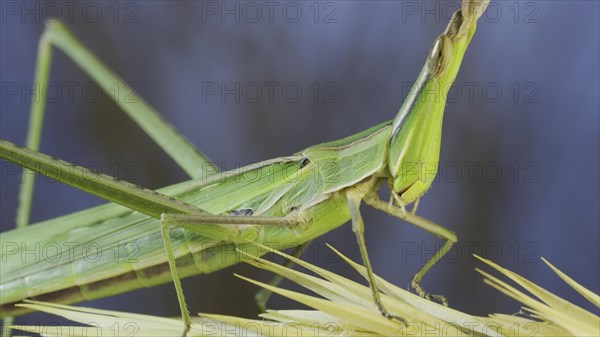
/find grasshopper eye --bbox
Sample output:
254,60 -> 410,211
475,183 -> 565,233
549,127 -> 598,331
427,35 -> 453,77
463,0 -> 491,22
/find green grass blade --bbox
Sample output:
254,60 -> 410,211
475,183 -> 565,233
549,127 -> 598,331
15,30 -> 54,230
43,21 -> 218,179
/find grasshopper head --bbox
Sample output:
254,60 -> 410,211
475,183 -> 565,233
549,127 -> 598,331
387,0 -> 489,203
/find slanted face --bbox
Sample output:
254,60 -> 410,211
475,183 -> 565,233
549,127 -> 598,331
386,7 -> 485,204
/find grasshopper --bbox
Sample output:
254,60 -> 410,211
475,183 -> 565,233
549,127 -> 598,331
0,1 -> 490,335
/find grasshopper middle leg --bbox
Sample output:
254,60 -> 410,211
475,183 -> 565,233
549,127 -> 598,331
160,212 -> 303,337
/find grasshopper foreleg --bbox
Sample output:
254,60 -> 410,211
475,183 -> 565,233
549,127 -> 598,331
364,192 -> 456,306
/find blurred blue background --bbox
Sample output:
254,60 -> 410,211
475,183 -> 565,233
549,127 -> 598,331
1,0 -> 598,326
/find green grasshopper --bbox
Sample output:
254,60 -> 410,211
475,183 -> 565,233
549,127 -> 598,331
0,1 -> 489,335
